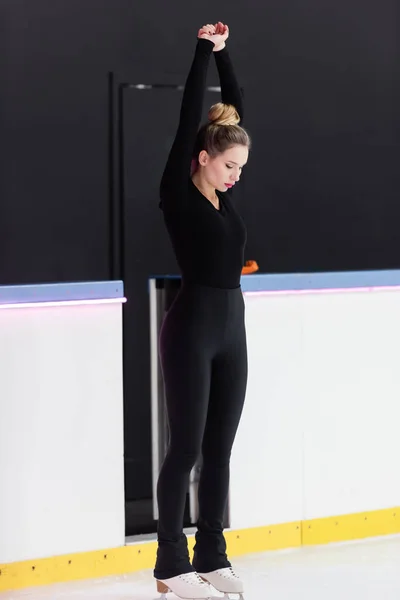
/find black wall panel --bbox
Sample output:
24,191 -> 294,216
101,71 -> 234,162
1,0 -> 399,534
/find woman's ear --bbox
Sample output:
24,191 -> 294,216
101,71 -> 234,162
198,150 -> 209,167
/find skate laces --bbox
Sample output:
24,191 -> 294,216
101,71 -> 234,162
221,567 -> 239,579
179,572 -> 210,587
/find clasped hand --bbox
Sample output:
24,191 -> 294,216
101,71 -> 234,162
197,21 -> 229,52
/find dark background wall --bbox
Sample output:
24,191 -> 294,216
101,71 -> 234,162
1,0 -> 399,535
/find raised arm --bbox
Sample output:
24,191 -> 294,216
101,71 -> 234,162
213,23 -> 244,124
159,37 -> 214,206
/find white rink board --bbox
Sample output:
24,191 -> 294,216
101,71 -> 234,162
0,296 -> 125,564
230,285 -> 400,528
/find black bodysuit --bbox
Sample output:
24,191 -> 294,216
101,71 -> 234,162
155,38 -> 248,580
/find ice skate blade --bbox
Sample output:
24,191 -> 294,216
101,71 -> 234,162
212,594 -> 244,600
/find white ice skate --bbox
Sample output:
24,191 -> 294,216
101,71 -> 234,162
156,571 -> 215,599
198,567 -> 244,599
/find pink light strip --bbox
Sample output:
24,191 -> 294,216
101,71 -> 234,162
0,297 -> 127,310
243,285 -> 400,297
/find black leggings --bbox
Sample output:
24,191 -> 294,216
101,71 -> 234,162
154,283 -> 248,580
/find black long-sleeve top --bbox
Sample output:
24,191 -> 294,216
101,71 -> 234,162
159,39 -> 247,289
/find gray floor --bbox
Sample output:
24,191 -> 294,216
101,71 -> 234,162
2,534 -> 400,599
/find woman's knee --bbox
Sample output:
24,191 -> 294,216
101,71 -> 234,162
166,443 -> 201,472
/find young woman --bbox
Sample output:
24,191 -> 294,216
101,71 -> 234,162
155,22 -> 251,600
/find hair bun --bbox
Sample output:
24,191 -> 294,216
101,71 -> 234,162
208,103 -> 240,126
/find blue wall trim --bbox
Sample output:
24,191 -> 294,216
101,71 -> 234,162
239,270 -> 400,292
149,270 -> 400,293
0,281 -> 124,305
5,270 -> 397,305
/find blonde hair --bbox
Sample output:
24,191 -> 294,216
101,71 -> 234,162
208,103 -> 240,126
193,102 -> 251,161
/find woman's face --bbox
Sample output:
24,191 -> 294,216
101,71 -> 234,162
199,145 -> 249,192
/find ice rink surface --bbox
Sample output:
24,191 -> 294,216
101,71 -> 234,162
2,534 -> 400,600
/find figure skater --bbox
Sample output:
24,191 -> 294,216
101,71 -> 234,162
155,21 -> 251,600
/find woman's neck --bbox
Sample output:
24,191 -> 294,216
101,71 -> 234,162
192,172 -> 219,208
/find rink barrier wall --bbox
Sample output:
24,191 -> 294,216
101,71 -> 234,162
0,281 -> 126,593
1,506 -> 400,592
3,272 -> 400,593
